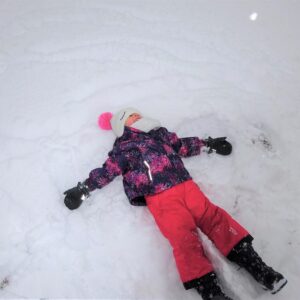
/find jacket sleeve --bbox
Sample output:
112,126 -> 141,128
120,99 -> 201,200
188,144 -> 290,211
84,150 -> 126,191
155,127 -> 205,157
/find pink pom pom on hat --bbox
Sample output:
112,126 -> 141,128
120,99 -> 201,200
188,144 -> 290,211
98,112 -> 113,130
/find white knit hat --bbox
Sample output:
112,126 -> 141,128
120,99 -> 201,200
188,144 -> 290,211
110,107 -> 141,137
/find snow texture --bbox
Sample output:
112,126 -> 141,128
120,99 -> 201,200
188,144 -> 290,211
0,1 -> 299,299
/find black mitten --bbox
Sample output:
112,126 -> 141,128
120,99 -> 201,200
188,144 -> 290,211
64,181 -> 90,210
204,137 -> 232,155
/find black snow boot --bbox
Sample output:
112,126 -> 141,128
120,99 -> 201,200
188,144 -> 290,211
195,272 -> 233,300
227,236 -> 287,294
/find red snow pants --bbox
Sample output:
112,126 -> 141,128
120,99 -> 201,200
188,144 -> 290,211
145,180 -> 249,289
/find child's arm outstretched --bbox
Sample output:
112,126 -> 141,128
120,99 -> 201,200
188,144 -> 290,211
64,150 -> 125,210
155,127 -> 232,157
154,127 -> 205,157
154,127 -> 232,157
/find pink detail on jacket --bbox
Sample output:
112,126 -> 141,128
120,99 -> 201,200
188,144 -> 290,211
85,126 -> 205,204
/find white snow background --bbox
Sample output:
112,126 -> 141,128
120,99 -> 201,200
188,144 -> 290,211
0,1 -> 299,299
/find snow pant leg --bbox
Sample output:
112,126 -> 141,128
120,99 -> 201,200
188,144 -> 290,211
145,184 -> 214,287
184,180 -> 250,256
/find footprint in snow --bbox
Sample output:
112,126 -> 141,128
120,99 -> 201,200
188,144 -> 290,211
0,277 -> 9,290
251,133 -> 273,152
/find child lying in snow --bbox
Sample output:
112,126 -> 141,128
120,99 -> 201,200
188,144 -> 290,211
64,108 -> 287,300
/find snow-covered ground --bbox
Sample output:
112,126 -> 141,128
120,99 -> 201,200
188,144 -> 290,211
0,1 -> 299,299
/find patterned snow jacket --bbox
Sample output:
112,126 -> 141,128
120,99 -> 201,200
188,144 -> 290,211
85,126 -> 205,206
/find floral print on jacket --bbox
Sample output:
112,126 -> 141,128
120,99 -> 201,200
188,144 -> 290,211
85,126 -> 205,205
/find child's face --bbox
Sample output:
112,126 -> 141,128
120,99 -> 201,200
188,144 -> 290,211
125,113 -> 141,126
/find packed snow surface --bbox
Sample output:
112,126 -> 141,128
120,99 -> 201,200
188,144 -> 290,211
0,1 -> 299,299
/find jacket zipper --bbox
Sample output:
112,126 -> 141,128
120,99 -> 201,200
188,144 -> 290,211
143,160 -> 153,182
